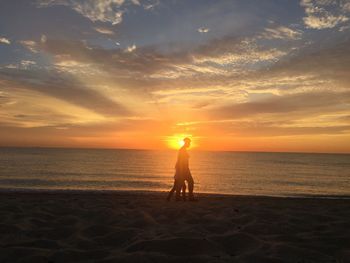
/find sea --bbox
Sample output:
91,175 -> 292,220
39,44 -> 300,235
0,147 -> 349,197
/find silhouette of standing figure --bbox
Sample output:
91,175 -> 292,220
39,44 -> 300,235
174,137 -> 195,201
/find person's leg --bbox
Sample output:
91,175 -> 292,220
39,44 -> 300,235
181,182 -> 187,201
166,181 -> 176,201
175,179 -> 183,201
187,175 -> 194,200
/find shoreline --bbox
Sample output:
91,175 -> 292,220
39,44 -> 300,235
0,187 -> 350,200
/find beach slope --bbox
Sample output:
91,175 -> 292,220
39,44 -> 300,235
0,191 -> 349,262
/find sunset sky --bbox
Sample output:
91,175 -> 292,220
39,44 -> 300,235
0,0 -> 350,152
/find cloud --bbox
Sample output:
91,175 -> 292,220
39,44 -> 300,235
198,27 -> 210,33
31,31 -> 350,118
211,91 -> 350,119
20,60 -> 37,70
194,38 -> 350,137
0,116 -> 170,149
0,83 -> 110,129
189,37 -> 288,72
36,0 -> 154,25
19,40 -> 39,53
339,24 -> 350,31
300,0 -> 349,29
125,44 -> 136,52
260,26 -> 303,40
36,36 -> 290,94
143,0 -> 159,10
53,56 -> 103,76
265,39 -> 350,85
1,61 -> 38,70
11,33 -> 349,137
40,38 -> 187,76
0,67 -> 130,117
184,118 -> 350,137
0,37 -> 11,45
41,35 -> 47,43
37,0 -> 126,25
94,26 -> 115,35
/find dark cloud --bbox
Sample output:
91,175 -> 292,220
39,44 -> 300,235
14,114 -> 30,118
264,40 -> 350,83
0,67 -> 130,117
214,123 -> 350,137
210,91 -> 350,119
0,117 -> 172,148
40,35 -> 286,81
41,39 -> 192,75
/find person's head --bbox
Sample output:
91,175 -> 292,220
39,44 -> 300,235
183,137 -> 191,148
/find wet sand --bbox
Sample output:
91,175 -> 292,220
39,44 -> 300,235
0,191 -> 349,262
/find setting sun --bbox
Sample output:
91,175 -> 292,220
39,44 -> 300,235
165,134 -> 195,150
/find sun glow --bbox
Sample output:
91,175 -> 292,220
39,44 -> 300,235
165,134 -> 194,149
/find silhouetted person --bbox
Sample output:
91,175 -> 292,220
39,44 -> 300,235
175,137 -> 195,201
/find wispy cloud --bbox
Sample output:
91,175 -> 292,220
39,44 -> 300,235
94,26 -> 115,35
198,27 -> 210,33
260,26 -> 302,40
0,37 -> 11,45
53,56 -> 103,76
37,0 -> 159,25
130,0 -> 140,5
37,0 -> 126,25
41,35 -> 47,43
125,44 -> 136,52
20,60 -> 37,70
300,0 -> 349,29
19,40 -> 39,53
38,36 -> 288,84
339,24 -> 350,31
143,0 -> 159,10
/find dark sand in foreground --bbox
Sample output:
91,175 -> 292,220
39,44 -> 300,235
0,191 -> 349,263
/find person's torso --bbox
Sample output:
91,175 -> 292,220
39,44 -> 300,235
175,147 -> 190,170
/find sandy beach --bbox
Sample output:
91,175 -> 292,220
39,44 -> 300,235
0,191 -> 349,263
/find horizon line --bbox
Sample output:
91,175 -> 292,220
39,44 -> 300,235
0,145 -> 349,155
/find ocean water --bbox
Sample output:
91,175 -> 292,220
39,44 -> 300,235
0,147 -> 349,197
